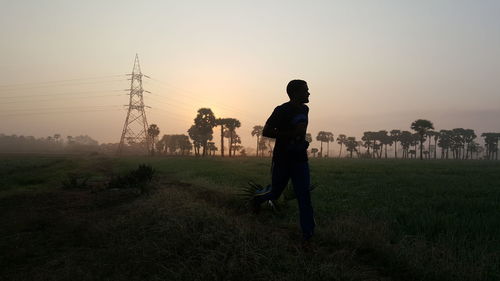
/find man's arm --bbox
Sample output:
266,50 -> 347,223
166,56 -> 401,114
262,106 -> 306,139
262,108 -> 280,138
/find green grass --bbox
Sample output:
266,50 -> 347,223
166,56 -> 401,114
0,154 -> 499,281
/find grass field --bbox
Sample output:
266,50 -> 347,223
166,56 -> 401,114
0,154 -> 499,281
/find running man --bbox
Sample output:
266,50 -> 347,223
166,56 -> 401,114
253,79 -> 315,241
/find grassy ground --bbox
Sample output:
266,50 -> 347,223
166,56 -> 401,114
0,154 -> 499,281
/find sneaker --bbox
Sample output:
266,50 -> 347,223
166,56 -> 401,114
254,184 -> 272,197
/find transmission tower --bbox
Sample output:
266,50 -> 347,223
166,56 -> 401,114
118,54 -> 152,155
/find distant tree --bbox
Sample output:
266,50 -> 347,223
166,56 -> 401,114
305,133 -> 312,143
316,131 -> 328,157
216,118 -> 231,157
450,128 -> 466,159
73,135 -> 98,146
336,134 -> 347,158
361,131 -> 376,158
251,125 -> 264,157
411,119 -> 434,160
191,108 -> 216,156
229,133 -> 242,156
53,134 -> 61,145
411,133 -> 420,159
258,137 -> 269,157
147,124 -> 160,155
390,130 -> 401,159
469,142 -> 481,159
377,130 -> 392,159
225,118 -> 241,157
324,132 -> 334,157
481,132 -> 500,160
432,131 -> 440,159
158,134 -> 192,155
463,129 -> 477,160
438,130 -> 452,159
207,141 -> 218,156
179,135 -> 193,155
399,131 -> 413,159
311,148 -> 319,158
356,141 -> 363,157
426,131 -> 435,159
188,125 -> 202,156
345,137 -> 358,158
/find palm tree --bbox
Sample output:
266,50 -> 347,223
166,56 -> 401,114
336,134 -> 347,158
378,130 -> 392,159
399,131 -> 413,159
311,148 -> 319,157
362,131 -> 376,158
147,124 -> 160,155
216,118 -> 230,157
251,125 -> 264,157
432,131 -> 440,159
390,130 -> 401,159
316,131 -> 328,157
325,132 -> 334,157
411,119 -> 434,160
463,129 -> 476,160
193,108 -> 216,156
345,137 -> 358,158
481,132 -> 500,160
225,118 -> 241,157
438,130 -> 452,159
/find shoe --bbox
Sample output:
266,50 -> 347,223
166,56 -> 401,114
254,184 -> 272,197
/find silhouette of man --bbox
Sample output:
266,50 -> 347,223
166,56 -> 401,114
253,79 -> 315,241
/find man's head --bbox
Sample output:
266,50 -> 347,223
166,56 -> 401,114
286,79 -> 310,104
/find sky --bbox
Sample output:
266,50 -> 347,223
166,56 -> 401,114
1,0 -> 499,152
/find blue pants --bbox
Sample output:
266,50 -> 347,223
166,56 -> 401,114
258,160 -> 315,240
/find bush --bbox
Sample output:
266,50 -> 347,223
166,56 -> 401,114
61,172 -> 89,189
107,164 -> 155,193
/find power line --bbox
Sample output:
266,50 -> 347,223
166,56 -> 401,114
1,105 -> 122,113
149,107 -> 192,124
0,78 -> 127,91
0,89 -> 123,99
0,93 -> 124,105
0,74 -> 126,88
0,108 -> 124,118
146,95 -> 196,116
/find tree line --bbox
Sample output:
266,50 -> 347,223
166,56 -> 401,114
2,112 -> 498,160
272,119 -> 499,160
0,134 -> 107,153
148,108 -> 246,157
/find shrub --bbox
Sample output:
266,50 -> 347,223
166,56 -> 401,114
107,164 -> 155,193
61,172 -> 89,189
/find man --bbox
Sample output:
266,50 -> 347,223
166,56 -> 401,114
253,79 -> 315,242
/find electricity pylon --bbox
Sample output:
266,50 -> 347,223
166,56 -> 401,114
118,54 -> 151,155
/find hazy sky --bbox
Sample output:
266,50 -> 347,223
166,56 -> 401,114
1,0 -> 499,151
